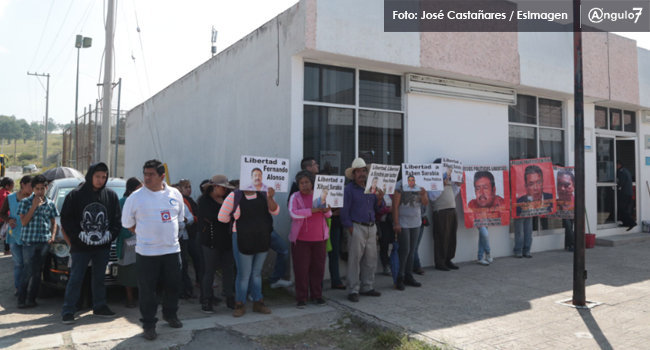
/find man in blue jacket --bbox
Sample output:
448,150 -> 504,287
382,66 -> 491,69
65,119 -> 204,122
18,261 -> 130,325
60,162 -> 121,324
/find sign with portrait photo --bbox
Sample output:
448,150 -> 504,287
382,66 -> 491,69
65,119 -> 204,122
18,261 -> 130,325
313,175 -> 345,208
365,164 -> 401,195
461,165 -> 510,228
240,155 -> 290,192
401,163 -> 444,192
510,158 -> 556,218
548,166 -> 575,219
442,158 -> 463,183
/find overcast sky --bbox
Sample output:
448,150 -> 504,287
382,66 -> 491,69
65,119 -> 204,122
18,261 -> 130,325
0,0 -> 648,126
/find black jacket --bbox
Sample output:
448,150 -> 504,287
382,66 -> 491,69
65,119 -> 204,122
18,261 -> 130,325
60,162 -> 121,253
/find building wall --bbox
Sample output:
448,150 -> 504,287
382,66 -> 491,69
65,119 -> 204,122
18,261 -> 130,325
406,94 -> 513,264
518,32 -> 574,94
125,3 -> 310,235
638,49 -> 650,225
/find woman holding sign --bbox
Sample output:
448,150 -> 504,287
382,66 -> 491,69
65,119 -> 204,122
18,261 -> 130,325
288,170 -> 332,309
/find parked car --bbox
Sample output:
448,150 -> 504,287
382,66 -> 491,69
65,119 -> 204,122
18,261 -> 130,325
23,164 -> 38,174
42,177 -> 126,294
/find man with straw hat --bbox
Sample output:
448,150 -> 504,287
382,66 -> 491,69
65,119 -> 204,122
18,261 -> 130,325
341,158 -> 385,302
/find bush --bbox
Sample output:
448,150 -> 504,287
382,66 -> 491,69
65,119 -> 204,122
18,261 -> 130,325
18,153 -> 37,161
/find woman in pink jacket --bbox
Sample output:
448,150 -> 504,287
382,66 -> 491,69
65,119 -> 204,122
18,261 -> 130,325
288,170 -> 332,308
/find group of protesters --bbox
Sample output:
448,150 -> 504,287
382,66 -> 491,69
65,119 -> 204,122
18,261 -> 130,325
0,154 -> 553,342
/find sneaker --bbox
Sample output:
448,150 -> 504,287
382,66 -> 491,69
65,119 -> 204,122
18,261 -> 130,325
201,303 -> 215,314
514,253 -> 523,258
163,316 -> 183,328
62,314 -> 75,325
270,279 -> 293,289
296,301 -> 307,309
347,293 -> 359,302
143,328 -> 157,341
485,253 -> 494,263
232,303 -> 246,317
382,265 -> 391,276
523,254 -> 533,258
360,289 -> 381,297
404,277 -> 421,287
314,298 -> 327,306
477,258 -> 490,266
93,305 -> 116,317
253,300 -> 271,314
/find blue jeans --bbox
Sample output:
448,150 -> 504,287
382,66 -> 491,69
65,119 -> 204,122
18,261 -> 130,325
232,232 -> 268,303
10,242 -> 24,291
269,230 -> 288,283
398,227 -> 420,279
412,225 -> 425,270
477,226 -> 491,260
62,249 -> 110,315
18,242 -> 48,303
513,218 -> 533,255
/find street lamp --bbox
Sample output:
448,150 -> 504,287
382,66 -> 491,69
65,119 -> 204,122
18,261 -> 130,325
74,34 -> 92,168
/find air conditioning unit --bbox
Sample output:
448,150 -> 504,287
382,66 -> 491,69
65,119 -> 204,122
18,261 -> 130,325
405,74 -> 516,105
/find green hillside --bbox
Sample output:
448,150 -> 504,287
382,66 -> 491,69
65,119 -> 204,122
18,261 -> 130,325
0,133 -> 63,169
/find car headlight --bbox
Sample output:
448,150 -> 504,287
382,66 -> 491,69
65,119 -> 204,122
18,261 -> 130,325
51,243 -> 70,258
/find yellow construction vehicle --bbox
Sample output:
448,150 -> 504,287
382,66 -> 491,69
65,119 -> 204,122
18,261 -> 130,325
0,154 -> 6,177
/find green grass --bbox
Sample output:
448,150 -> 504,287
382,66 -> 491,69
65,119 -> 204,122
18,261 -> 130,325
0,134 -> 63,168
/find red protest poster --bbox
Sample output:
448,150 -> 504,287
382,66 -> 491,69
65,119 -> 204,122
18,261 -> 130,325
510,158 -> 556,218
548,166 -> 575,219
461,165 -> 510,228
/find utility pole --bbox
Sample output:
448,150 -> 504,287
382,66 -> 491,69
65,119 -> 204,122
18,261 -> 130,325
27,72 -> 50,167
113,78 -> 122,175
101,0 -> 115,167
572,0 -> 587,306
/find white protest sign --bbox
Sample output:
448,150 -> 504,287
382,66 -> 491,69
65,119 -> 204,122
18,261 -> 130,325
240,155 -> 290,192
365,164 -> 401,195
313,175 -> 345,208
401,163 -> 444,192
442,158 -> 463,183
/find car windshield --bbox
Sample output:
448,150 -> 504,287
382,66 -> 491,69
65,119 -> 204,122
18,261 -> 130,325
54,184 -> 126,213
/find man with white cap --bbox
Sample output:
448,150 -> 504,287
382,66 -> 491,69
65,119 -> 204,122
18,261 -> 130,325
341,158 -> 384,302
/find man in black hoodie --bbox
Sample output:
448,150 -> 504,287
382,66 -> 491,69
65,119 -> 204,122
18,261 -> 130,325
60,162 -> 122,324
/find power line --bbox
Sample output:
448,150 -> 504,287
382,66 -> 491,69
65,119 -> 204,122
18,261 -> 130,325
28,1 -> 55,70
35,0 -> 75,72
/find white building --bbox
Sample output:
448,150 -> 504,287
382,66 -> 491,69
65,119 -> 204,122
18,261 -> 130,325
125,0 -> 650,267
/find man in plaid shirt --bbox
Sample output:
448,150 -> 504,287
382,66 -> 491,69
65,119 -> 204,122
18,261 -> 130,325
17,175 -> 58,308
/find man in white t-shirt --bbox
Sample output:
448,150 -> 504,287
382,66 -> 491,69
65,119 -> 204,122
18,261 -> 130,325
121,159 -> 185,341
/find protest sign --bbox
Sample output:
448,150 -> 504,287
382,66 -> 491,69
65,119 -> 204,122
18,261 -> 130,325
365,164 -> 401,195
442,158 -> 463,183
401,163 -> 444,192
240,155 -> 290,192
510,158 -> 556,218
548,166 -> 575,219
461,165 -> 510,228
313,175 -> 345,208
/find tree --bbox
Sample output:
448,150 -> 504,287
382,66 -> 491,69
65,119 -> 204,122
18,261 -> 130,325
46,118 -> 59,133
19,119 -> 33,143
31,121 -> 44,141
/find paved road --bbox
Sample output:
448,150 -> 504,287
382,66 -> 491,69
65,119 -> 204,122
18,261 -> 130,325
1,238 -> 649,349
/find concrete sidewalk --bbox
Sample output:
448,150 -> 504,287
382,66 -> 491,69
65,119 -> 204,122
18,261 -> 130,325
1,239 -> 649,349
325,239 -> 650,349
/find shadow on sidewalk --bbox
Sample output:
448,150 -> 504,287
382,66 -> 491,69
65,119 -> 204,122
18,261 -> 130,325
578,309 -> 613,350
